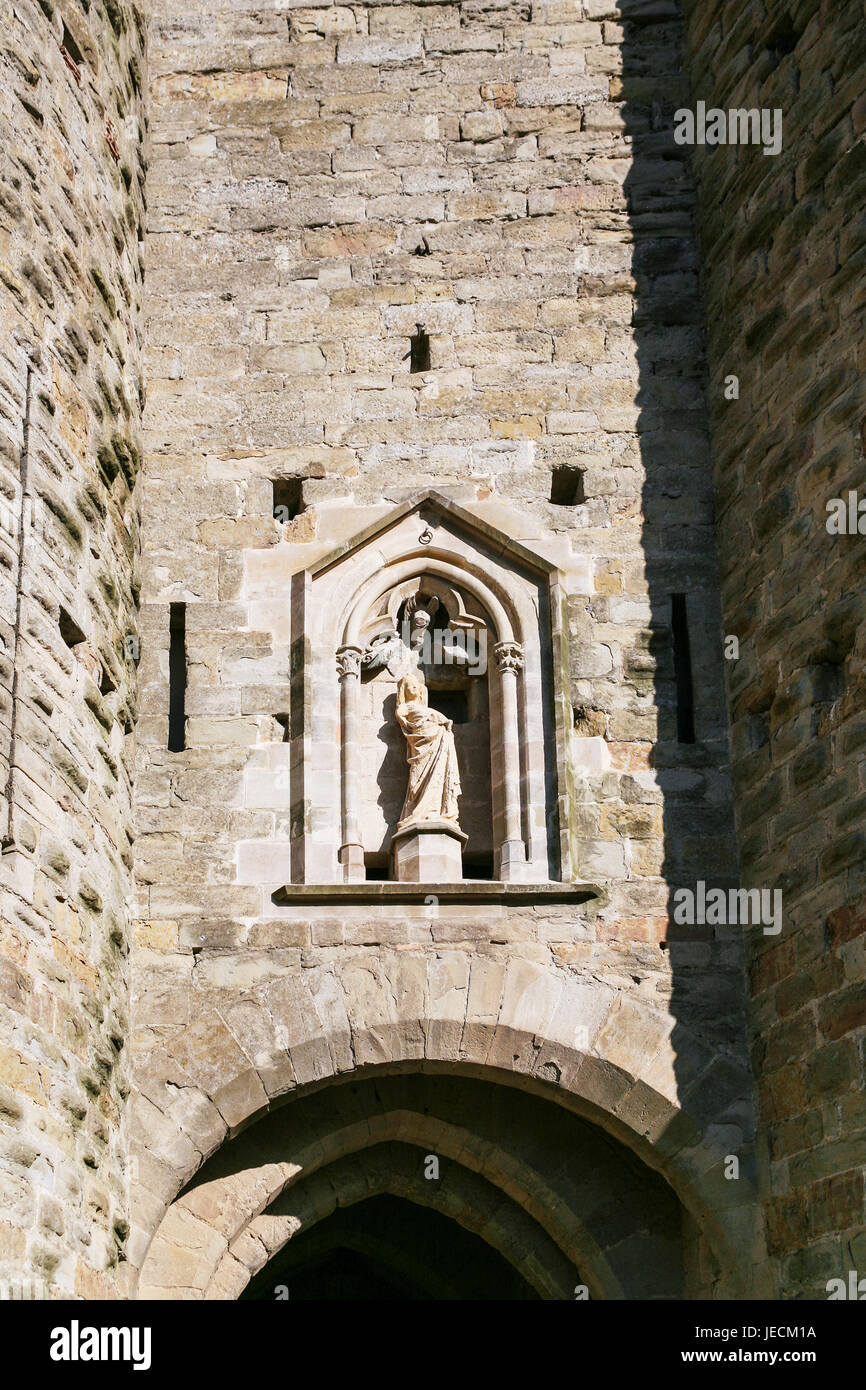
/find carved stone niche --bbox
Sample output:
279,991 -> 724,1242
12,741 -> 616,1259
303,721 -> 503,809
289,491 -> 574,886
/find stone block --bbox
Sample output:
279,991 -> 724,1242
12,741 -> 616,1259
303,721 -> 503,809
392,823 -> 467,883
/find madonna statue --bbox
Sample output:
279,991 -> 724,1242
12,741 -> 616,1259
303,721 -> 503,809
394,671 -> 462,830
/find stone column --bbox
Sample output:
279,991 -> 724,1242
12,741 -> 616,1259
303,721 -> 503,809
494,639 -> 527,880
336,645 -> 365,881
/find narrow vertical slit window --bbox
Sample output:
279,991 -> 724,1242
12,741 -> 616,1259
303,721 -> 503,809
168,603 -> 186,752
671,593 -> 695,744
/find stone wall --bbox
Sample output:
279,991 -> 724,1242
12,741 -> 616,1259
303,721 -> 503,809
0,0 -> 146,1297
681,0 -> 866,1299
137,0 -> 742,947
132,0 -> 759,1296
0,0 -> 858,1302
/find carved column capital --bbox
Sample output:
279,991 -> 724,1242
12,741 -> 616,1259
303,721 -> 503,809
494,640 -> 524,675
336,645 -> 362,680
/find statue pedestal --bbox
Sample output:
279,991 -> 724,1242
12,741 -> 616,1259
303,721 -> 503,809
391,819 -> 468,883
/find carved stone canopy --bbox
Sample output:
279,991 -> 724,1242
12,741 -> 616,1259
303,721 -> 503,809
358,578 -> 488,682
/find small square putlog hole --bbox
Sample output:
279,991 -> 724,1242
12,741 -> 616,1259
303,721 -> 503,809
550,466 -> 586,506
273,478 -> 306,523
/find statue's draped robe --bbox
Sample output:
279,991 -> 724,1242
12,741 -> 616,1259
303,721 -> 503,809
395,696 -> 461,827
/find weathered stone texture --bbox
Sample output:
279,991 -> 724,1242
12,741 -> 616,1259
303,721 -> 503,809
12,0 -> 863,1302
0,0 -> 146,1296
139,0 -> 737,934
130,0 -> 756,1299
682,0 -> 866,1298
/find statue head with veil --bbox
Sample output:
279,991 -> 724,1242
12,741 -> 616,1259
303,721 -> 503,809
394,670 -> 462,831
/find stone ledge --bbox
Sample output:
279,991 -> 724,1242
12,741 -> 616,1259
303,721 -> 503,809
272,881 -> 603,907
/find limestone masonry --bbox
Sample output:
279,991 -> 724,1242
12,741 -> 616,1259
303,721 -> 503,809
1,0 -> 145,1297
0,0 -> 863,1301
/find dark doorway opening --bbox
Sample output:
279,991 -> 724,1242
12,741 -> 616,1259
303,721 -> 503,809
240,1195 -> 539,1301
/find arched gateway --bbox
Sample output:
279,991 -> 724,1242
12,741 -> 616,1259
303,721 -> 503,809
132,951 -> 758,1300
129,494 -> 760,1302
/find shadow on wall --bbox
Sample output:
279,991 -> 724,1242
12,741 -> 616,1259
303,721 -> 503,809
618,0 -> 763,1291
676,0 -> 866,1300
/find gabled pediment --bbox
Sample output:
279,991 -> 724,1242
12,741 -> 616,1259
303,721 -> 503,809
310,489 -> 559,582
